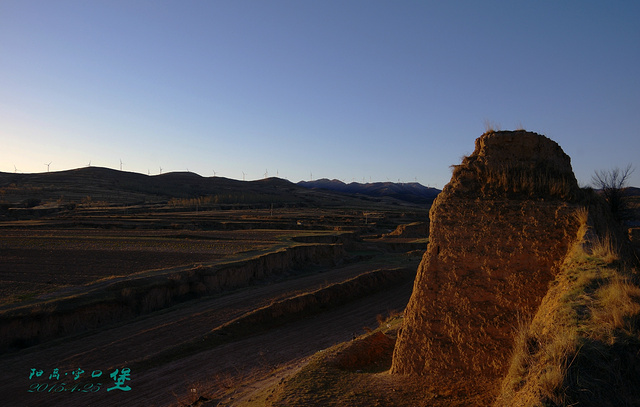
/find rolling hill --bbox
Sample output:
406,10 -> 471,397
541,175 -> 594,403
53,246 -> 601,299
0,167 -> 436,209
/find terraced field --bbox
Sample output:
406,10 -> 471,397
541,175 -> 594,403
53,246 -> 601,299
0,205 -> 427,407
0,228 -> 295,305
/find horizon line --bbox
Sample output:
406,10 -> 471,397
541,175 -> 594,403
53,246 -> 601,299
0,165 -> 437,188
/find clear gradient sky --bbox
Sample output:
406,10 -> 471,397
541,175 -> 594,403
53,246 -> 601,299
1,1 -> 639,188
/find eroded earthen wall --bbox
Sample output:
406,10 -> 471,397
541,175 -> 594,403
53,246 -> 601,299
391,131 -> 583,389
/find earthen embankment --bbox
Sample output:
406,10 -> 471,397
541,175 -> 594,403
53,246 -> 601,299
0,243 -> 344,353
391,131 -> 584,396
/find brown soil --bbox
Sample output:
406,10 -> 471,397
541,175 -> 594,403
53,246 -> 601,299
0,255 -> 419,407
228,323 -> 497,407
0,176 -> 429,406
0,228 -> 289,303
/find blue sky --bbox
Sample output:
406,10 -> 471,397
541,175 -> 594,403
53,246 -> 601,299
1,1 -> 639,188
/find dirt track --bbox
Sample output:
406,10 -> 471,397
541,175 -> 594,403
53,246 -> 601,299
0,256 -> 418,407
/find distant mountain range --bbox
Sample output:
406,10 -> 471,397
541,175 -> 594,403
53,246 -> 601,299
0,167 -> 438,208
298,179 -> 441,204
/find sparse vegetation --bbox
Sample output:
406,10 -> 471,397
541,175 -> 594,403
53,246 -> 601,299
591,164 -> 635,222
497,206 -> 640,406
483,120 -> 502,132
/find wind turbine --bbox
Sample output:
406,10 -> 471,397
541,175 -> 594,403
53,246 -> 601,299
45,162 -> 51,172
159,166 -> 163,174
88,160 -> 91,167
13,165 -> 18,173
264,169 -> 268,179
119,159 -> 124,171
242,171 -> 246,181
213,170 -> 216,177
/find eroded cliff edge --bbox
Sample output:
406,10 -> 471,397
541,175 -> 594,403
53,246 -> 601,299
391,130 -> 586,395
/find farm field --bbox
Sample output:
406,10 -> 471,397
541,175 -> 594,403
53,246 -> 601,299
0,227 -> 296,305
0,199 -> 428,407
0,202 -> 413,306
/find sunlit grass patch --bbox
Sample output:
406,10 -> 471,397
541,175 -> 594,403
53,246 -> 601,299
498,221 -> 640,406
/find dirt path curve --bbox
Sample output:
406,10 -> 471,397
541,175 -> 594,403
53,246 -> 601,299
0,258 -> 417,407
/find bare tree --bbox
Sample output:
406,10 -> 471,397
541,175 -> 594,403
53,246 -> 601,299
591,164 -> 635,222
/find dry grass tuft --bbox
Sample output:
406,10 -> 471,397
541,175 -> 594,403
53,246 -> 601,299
483,120 -> 502,133
589,234 -> 621,265
588,274 -> 640,342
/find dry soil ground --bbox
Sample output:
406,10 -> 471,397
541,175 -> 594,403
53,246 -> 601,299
0,208 -> 425,407
0,228 -> 290,304
0,256 -> 418,407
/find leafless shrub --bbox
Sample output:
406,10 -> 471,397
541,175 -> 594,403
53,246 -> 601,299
592,164 -> 635,222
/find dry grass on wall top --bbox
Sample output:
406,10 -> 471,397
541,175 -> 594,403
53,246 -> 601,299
496,219 -> 640,407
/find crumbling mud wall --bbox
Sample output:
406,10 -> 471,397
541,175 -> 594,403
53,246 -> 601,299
391,131 -> 584,393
